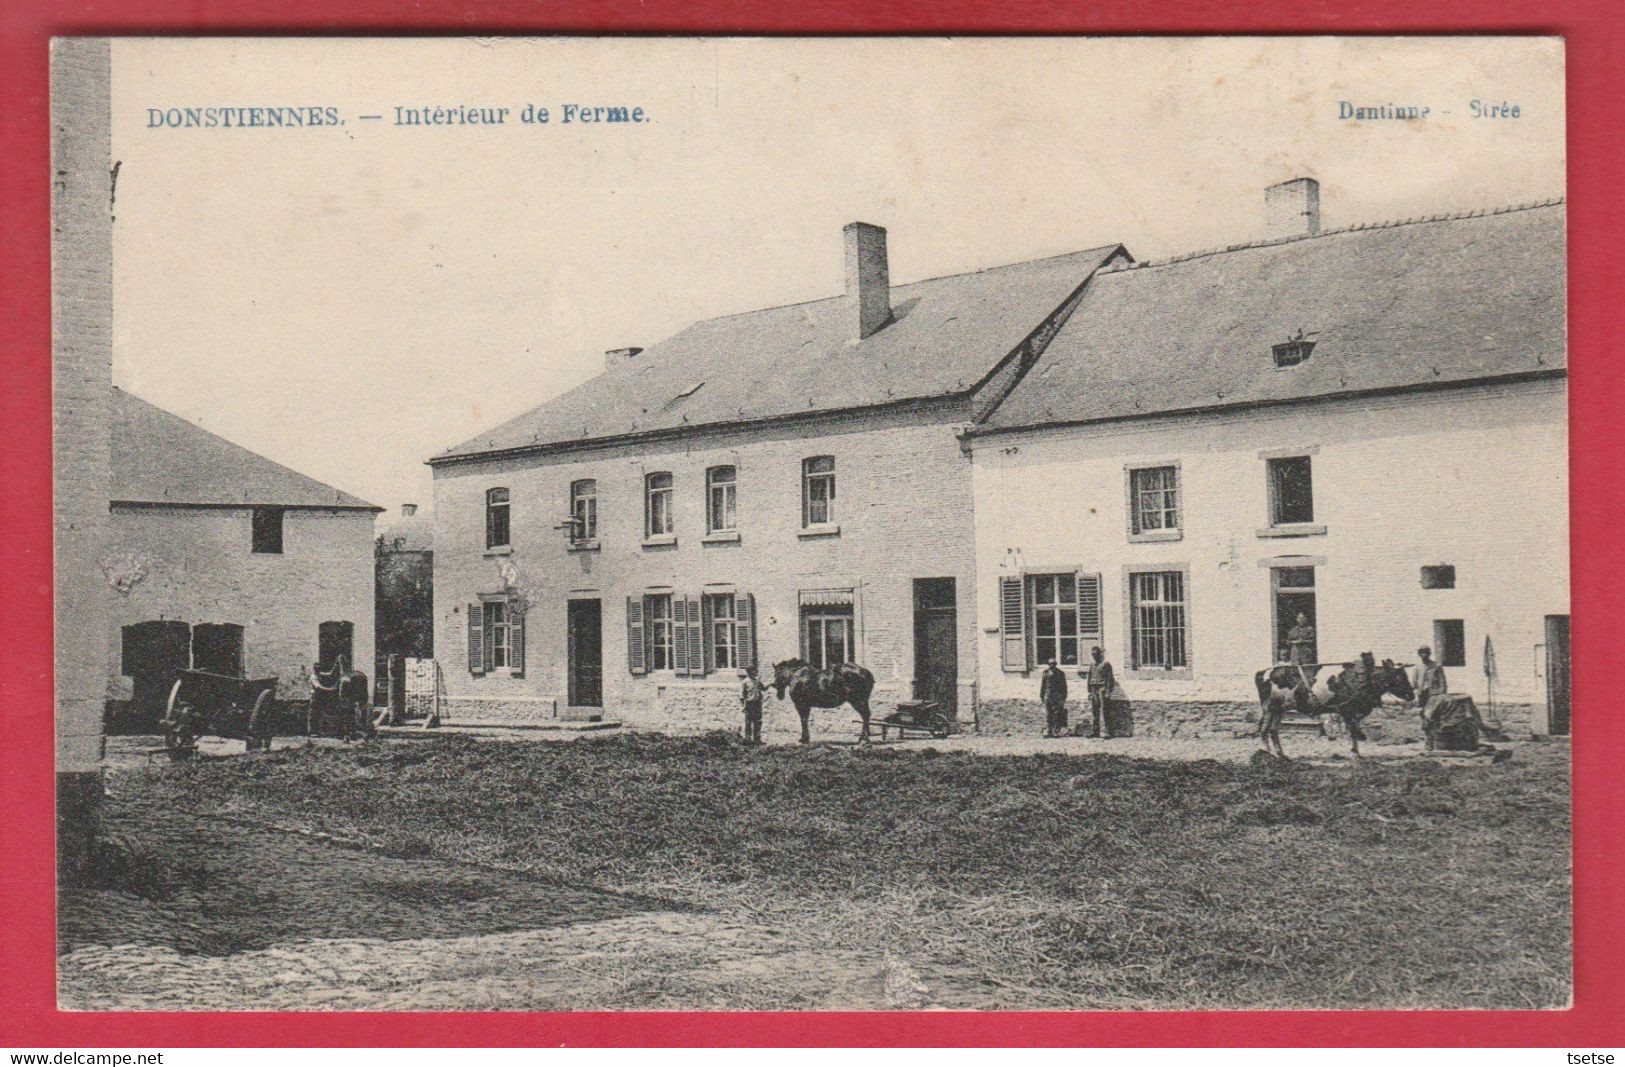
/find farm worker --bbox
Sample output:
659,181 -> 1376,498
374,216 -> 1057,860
1039,658 -> 1068,738
1085,646 -> 1117,738
1288,612 -> 1318,683
739,665 -> 766,744
1412,646 -> 1449,724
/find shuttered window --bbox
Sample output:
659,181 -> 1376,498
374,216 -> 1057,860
647,594 -> 674,670
1000,572 -> 1101,672
736,593 -> 756,670
467,602 -> 485,675
706,594 -> 738,670
508,602 -> 526,677
625,597 -> 647,675
1000,576 -> 1025,671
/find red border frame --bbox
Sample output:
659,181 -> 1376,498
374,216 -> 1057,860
3,0 -> 1622,1048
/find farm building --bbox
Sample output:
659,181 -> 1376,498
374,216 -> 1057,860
967,182 -> 1569,739
428,223 -> 1131,730
106,388 -> 381,727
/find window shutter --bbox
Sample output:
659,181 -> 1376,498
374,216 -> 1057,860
1076,571 -> 1103,643
1000,577 -> 1027,672
508,603 -> 526,677
736,593 -> 756,670
467,603 -> 485,675
673,597 -> 691,677
686,598 -> 706,676
626,597 -> 647,676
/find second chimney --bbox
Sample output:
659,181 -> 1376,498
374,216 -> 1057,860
605,346 -> 644,370
400,503 -> 418,517
1264,177 -> 1321,239
844,222 -> 892,340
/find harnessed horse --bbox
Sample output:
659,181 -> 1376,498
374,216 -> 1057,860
1254,653 -> 1415,759
770,659 -> 877,744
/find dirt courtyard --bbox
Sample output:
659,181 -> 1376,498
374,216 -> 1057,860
61,731 -> 1571,1012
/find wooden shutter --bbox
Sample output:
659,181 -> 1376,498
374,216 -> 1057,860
686,598 -> 706,676
1076,571 -> 1103,643
736,593 -> 756,670
467,603 -> 485,675
626,597 -> 647,676
1000,577 -> 1026,671
508,603 -> 526,677
673,597 -> 691,677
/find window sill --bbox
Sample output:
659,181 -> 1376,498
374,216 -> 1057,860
1128,529 -> 1183,544
641,534 -> 678,548
1257,524 -> 1326,539
566,539 -> 601,553
701,530 -> 741,545
1125,667 -> 1194,682
483,545 -> 513,557
798,523 -> 841,540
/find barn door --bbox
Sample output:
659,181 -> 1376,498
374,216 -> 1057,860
1544,614 -> 1570,736
913,578 -> 958,716
319,620 -> 354,672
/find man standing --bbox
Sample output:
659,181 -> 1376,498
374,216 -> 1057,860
1039,658 -> 1068,738
1287,611 -> 1318,683
1413,645 -> 1449,726
739,665 -> 766,744
1085,646 -> 1117,739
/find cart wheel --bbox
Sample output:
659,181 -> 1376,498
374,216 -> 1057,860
930,718 -> 950,739
163,718 -> 196,761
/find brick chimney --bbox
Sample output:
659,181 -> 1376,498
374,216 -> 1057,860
605,346 -> 644,370
400,503 -> 418,517
844,222 -> 892,340
1264,177 -> 1321,239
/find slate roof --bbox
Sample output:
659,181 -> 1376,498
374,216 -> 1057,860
112,388 -> 380,510
978,200 -> 1566,433
434,245 -> 1126,461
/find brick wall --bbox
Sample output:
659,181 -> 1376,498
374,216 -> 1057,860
432,404 -> 980,731
972,378 -> 1568,734
106,507 -> 376,701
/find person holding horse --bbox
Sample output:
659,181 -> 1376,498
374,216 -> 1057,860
739,664 -> 766,744
1039,658 -> 1068,738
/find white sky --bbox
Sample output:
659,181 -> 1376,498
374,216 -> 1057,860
110,37 -> 1565,518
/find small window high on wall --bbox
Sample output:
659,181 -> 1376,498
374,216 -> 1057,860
252,507 -> 283,554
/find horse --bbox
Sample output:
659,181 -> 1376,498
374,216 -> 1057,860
770,658 -> 877,744
1254,652 -> 1415,759
310,655 -> 374,741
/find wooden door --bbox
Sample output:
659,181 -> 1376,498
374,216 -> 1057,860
1545,614 -> 1570,736
568,599 -> 603,708
913,578 -> 958,716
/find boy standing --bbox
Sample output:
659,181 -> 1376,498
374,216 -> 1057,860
740,665 -> 766,744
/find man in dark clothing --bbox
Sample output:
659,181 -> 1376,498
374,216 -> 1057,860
1085,646 -> 1117,738
1287,612 -> 1318,683
1039,658 -> 1068,738
739,665 -> 766,744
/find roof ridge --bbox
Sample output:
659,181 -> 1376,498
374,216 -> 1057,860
1107,196 -> 1565,274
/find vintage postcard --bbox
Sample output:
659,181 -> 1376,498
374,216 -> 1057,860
52,36 -> 1568,1011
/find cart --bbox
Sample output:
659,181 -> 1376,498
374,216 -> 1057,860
869,700 -> 955,740
160,668 -> 280,759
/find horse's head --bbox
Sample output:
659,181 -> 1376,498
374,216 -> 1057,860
1377,658 -> 1415,703
770,658 -> 801,700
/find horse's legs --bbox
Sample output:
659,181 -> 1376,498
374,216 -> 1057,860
797,704 -> 811,745
1345,713 -> 1362,759
852,697 -> 872,745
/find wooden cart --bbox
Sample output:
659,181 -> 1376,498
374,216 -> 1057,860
160,668 -> 279,759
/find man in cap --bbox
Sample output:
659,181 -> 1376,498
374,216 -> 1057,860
1085,646 -> 1117,739
1412,645 -> 1449,730
1039,657 -> 1068,738
739,664 -> 766,744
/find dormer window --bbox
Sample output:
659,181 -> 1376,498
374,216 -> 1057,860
1272,337 -> 1316,368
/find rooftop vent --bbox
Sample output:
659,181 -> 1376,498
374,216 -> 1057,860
400,503 -> 418,516
606,346 -> 644,370
1272,331 -> 1316,368
1264,177 -> 1322,239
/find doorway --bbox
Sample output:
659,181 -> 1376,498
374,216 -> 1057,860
913,578 -> 958,716
318,620 -> 355,672
191,622 -> 244,676
567,599 -> 603,708
120,620 -> 192,718
1271,566 -> 1317,663
1544,614 -> 1570,736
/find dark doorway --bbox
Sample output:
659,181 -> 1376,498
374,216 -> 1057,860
568,599 -> 603,708
191,623 -> 245,676
1544,614 -> 1570,736
318,620 -> 355,672
913,578 -> 958,716
121,620 -> 192,718
1271,566 -> 1317,662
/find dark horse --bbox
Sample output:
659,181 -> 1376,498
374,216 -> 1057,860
1254,653 -> 1415,759
770,659 -> 877,744
310,655 -> 373,741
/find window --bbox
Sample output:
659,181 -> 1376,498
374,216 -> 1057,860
646,594 -> 674,670
802,456 -> 836,527
1272,339 -> 1316,367
485,488 -> 510,549
1267,456 -> 1315,526
1421,564 -> 1456,590
645,472 -> 674,538
1128,465 -> 1181,537
706,593 -> 738,670
570,479 -> 597,543
1031,573 -> 1082,667
803,606 -> 853,669
706,466 -> 737,533
251,507 -> 283,554
485,601 -> 509,670
1434,619 -> 1466,668
1129,570 -> 1188,670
